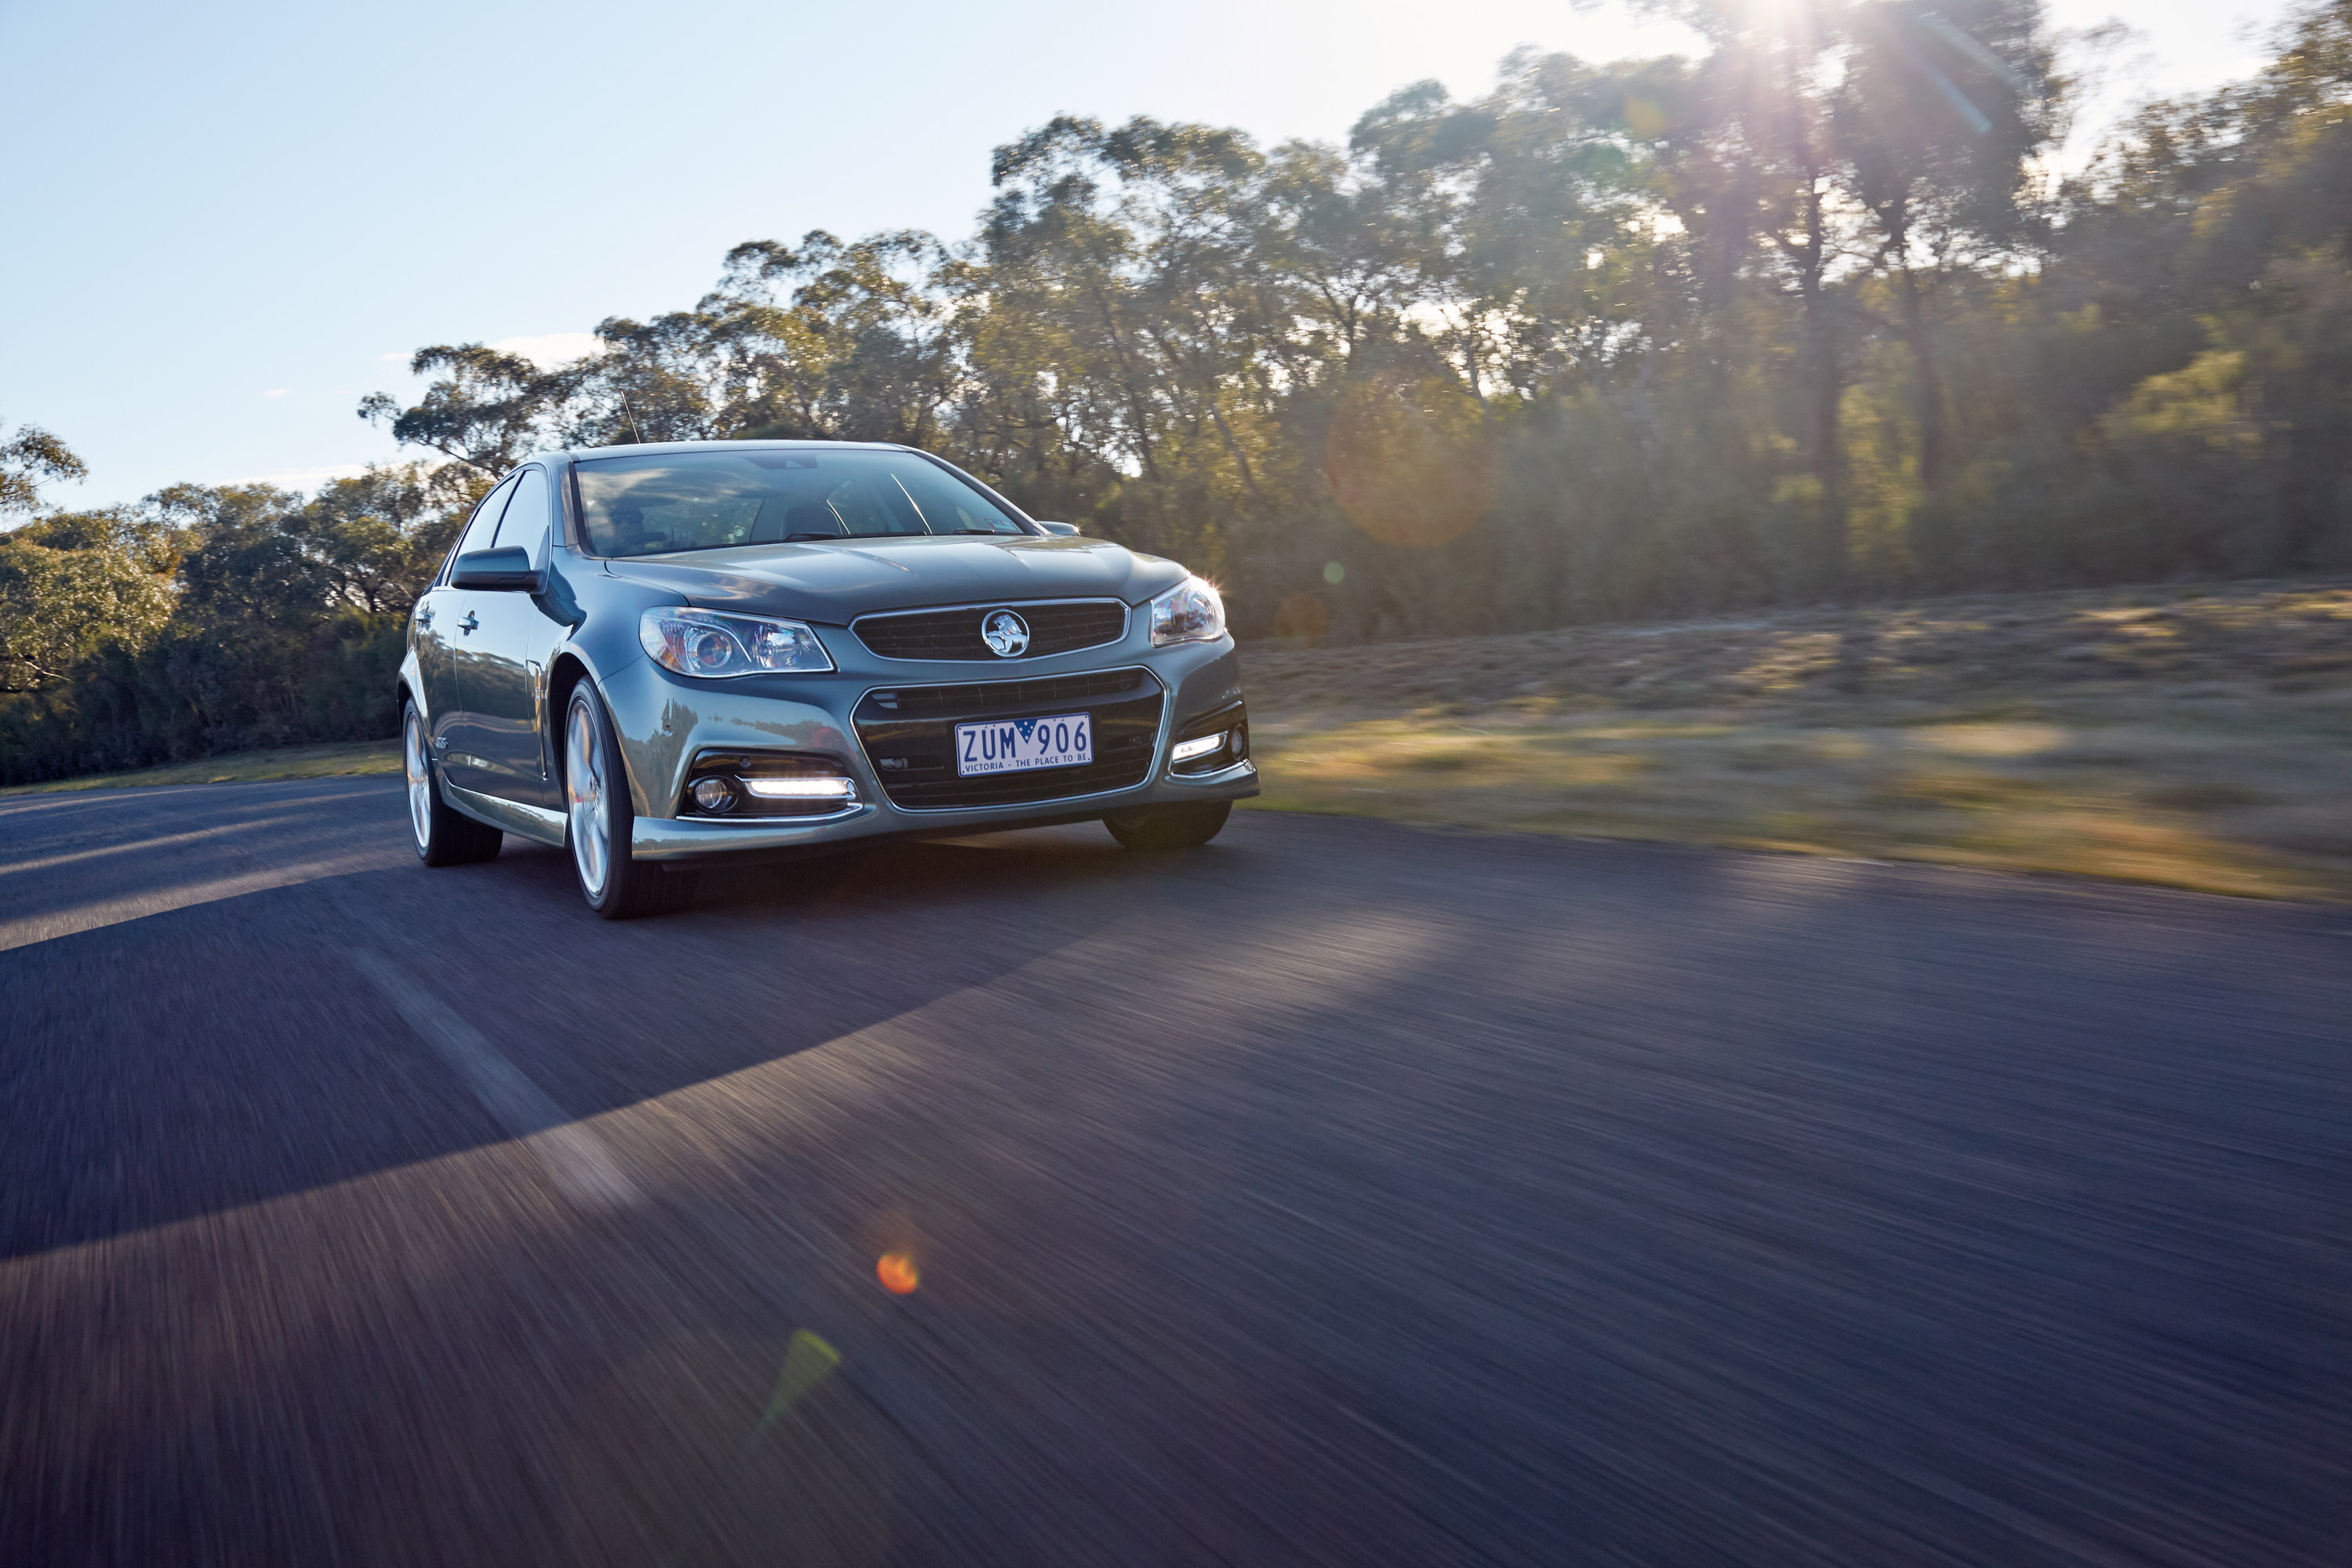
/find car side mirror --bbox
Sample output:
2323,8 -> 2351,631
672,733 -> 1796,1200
452,546 -> 542,591
1034,521 -> 1081,536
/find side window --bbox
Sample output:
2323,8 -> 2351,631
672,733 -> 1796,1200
492,467 -> 552,565
443,477 -> 517,583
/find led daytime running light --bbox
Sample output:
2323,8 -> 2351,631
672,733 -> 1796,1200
742,775 -> 857,800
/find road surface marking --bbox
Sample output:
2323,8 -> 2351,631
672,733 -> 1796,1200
347,947 -> 640,1210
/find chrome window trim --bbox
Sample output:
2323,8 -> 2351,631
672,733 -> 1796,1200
849,597 -> 1131,662
853,665 -> 1170,815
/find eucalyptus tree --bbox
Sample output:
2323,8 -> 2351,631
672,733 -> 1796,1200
1254,125 -> 1437,385
0,416 -> 86,519
742,230 -> 960,445
592,229 -> 960,448
561,308 -> 753,446
359,345 -> 588,491
0,509 -> 174,698
2049,0 -> 2352,572
1835,0 -> 2056,490
1345,49 -> 1680,399
296,464 -> 452,614
1609,0 -> 1870,588
975,114 -> 1267,501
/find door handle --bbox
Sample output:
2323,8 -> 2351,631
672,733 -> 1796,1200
416,605 -> 434,628
458,612 -> 479,634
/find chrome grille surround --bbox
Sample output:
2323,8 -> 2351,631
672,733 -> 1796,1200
851,598 -> 1129,662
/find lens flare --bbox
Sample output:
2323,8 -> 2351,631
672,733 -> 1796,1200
876,1252 -> 920,1294
1323,371 -> 1496,548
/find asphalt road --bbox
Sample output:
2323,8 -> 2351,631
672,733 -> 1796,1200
2,778 -> 2347,1566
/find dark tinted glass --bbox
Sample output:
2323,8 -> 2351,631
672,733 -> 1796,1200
445,475 -> 516,579
574,448 -> 1025,557
492,467 -> 551,562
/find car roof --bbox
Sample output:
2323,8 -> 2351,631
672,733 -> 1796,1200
537,438 -> 914,464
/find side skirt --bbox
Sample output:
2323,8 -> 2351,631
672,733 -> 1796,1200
443,779 -> 568,848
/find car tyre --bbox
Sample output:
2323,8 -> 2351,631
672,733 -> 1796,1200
564,684 -> 695,919
404,699 -> 503,866
1102,800 -> 1231,851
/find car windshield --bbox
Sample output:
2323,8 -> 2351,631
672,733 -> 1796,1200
573,448 -> 1028,557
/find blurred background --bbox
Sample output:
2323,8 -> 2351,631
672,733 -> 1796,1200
4,0 -> 2348,895
7,9 -> 2351,1564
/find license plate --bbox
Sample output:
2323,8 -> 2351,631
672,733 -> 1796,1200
956,712 -> 1092,776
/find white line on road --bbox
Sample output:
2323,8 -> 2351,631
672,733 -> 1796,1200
347,947 -> 640,1211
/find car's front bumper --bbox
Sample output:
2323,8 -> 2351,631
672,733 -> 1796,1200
600,628 -> 1255,865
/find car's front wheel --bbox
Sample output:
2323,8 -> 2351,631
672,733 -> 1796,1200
404,700 -> 502,866
1102,800 -> 1231,851
564,684 -> 694,919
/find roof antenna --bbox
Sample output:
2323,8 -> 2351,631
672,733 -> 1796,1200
618,392 -> 645,445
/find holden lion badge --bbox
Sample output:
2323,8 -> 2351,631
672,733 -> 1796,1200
982,609 -> 1030,658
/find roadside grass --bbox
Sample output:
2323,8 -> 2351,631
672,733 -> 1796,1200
1240,579 -> 2352,902
0,739 -> 401,797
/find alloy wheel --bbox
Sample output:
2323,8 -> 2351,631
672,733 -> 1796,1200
403,706 -> 433,854
566,697 -> 610,898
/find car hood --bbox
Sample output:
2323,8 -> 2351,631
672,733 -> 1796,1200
597,535 -> 1189,622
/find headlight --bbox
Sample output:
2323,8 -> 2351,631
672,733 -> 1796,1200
638,608 -> 833,677
1148,576 -> 1226,648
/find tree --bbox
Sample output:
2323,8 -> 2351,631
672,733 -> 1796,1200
295,464 -> 456,614
1,417 -> 88,519
315,3 -> 2342,644
711,230 -> 959,445
0,511 -> 174,695
359,345 -> 588,484
1837,1 -> 2056,490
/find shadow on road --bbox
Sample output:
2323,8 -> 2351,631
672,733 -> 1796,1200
5,779 -> 2350,1566
0,781 -> 1223,1258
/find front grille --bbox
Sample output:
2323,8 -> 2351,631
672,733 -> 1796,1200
853,600 -> 1127,661
867,667 -> 1144,716
855,668 -> 1163,810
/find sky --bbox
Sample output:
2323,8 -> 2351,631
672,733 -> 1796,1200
0,0 -> 2310,511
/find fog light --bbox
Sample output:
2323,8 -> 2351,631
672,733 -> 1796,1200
1171,731 -> 1225,764
691,776 -> 738,813
742,775 -> 857,800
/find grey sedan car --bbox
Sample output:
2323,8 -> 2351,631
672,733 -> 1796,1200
397,441 -> 1255,917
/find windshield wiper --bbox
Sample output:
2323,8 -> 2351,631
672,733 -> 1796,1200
782,529 -> 1007,542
